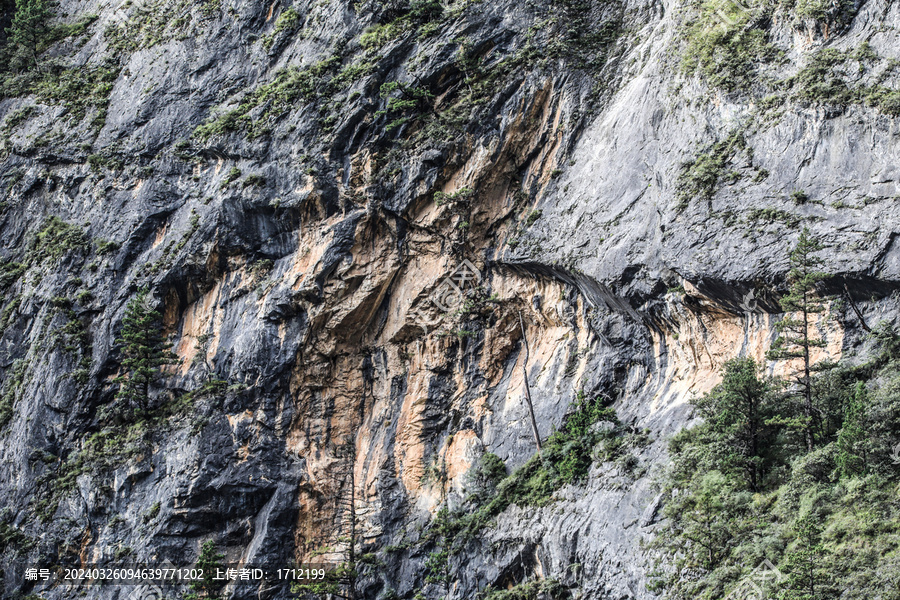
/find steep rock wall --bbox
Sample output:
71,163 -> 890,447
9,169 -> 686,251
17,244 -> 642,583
0,0 -> 898,598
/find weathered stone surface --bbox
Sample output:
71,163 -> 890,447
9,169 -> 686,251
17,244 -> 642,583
0,0 -> 898,597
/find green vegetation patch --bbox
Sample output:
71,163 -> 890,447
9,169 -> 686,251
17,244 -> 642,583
542,0 -> 624,74
680,0 -> 863,94
262,6 -> 302,50
358,0 -> 456,51
433,187 -> 474,206
681,0 -> 779,93
35,377 -> 231,522
193,55 -> 377,139
680,0 -> 898,121
0,517 -> 34,554
480,578 -> 569,600
1,104 -> 37,133
790,47 -> 856,107
745,207 -> 800,227
0,0 -> 112,127
3,61 -> 120,130
790,47 -> 900,116
675,129 -> 749,209
649,319 -> 900,600
0,260 -> 26,291
376,80 -> 434,131
103,0 -> 210,54
411,5 -> 625,147
0,358 -> 29,431
27,216 -> 90,265
408,391 -> 644,596
793,0 -> 859,28
420,392 -> 632,554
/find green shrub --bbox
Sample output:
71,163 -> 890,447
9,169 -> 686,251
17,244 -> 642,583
790,190 -> 809,205
194,56 -> 342,140
676,129 -> 746,209
376,81 -> 434,131
262,7 -> 302,50
1,105 -> 37,132
13,61 -> 121,127
0,518 -> 34,554
221,167 -> 241,188
0,359 -> 29,431
27,216 -> 89,264
360,21 -> 402,50
525,209 -> 542,226
0,296 -> 22,332
464,452 -> 507,501
783,48 -> 900,117
794,0 -> 859,28
864,86 -> 900,116
142,501 -> 160,522
745,207 -> 799,227
434,187 -> 474,206
273,7 -> 301,33
95,239 -> 120,254
0,261 -> 26,290
682,0 -> 777,93
481,578 -> 568,600
358,0 -> 446,51
791,48 -> 855,107
242,174 -> 265,187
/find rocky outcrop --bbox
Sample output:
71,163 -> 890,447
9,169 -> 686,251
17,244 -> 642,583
1,0 -> 898,598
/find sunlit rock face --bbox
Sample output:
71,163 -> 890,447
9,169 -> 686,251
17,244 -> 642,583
0,0 -> 897,597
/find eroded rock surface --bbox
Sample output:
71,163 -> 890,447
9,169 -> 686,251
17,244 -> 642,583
1,0 -> 898,597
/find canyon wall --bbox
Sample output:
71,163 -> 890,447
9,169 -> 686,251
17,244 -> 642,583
1,0 -> 899,597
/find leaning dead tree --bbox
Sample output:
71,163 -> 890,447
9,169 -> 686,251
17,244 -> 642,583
518,311 -> 542,451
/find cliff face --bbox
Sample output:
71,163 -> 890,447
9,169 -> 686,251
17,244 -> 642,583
1,0 -> 899,597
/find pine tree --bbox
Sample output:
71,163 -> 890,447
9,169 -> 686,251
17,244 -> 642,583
292,440 -> 360,600
779,515 -> 835,600
5,0 -> 53,72
692,357 -> 775,492
186,540 -> 226,600
678,470 -> 733,570
835,381 -> 868,477
767,227 -> 829,452
113,288 -> 178,414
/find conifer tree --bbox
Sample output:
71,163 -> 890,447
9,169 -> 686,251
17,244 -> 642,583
678,470 -> 732,570
292,440 -> 360,599
835,381 -> 868,477
113,288 -> 178,414
186,540 -> 226,600
779,515 -> 835,600
5,0 -> 53,72
692,357 -> 775,491
767,227 -> 829,451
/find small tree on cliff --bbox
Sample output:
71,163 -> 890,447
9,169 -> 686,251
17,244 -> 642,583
292,440 -> 359,600
186,540 -> 226,600
778,514 -> 837,600
5,0 -> 53,72
113,288 -> 178,414
692,357 -> 776,492
766,227 -> 829,451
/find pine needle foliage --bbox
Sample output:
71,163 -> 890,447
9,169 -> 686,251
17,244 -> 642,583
185,540 -> 227,600
113,288 -> 178,414
651,328 -> 900,600
767,227 -> 830,451
5,0 -> 54,72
